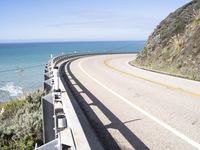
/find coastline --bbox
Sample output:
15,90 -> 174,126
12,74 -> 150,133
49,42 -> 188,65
0,41 -> 144,103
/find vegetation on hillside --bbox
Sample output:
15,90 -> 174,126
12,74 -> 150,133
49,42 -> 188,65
0,90 -> 44,150
135,0 -> 200,81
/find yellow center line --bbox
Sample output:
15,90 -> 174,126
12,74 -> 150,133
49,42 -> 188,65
104,57 -> 200,98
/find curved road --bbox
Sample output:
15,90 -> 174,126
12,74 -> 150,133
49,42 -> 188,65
65,54 -> 200,150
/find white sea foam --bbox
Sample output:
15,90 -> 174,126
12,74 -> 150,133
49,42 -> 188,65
0,82 -> 23,97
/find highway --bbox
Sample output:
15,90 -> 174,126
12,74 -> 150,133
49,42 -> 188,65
64,54 -> 200,150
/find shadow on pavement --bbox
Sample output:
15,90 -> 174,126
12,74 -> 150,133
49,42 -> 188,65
64,59 -> 149,150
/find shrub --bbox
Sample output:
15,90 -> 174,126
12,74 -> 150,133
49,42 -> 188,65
0,99 -> 26,120
0,90 -> 44,149
171,34 -> 183,56
162,47 -> 170,61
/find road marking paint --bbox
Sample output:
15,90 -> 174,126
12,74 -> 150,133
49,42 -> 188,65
78,60 -> 200,149
104,58 -> 200,98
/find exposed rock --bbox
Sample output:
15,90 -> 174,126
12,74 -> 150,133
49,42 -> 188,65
136,0 -> 200,80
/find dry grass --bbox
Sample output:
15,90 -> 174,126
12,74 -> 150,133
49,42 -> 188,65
170,34 -> 183,56
162,47 -> 170,61
192,9 -> 200,26
131,60 -> 200,81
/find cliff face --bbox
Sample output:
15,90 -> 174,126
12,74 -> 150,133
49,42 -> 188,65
136,0 -> 200,80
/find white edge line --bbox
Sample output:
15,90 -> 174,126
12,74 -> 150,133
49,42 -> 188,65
78,60 -> 200,150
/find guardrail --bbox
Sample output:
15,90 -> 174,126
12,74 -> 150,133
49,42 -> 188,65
36,53 -> 89,150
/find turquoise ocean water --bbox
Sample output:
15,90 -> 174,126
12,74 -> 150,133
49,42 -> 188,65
0,41 -> 144,102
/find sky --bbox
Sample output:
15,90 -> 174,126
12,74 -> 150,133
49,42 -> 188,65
0,0 -> 191,43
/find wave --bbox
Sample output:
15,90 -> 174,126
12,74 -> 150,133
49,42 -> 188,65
0,82 -> 23,97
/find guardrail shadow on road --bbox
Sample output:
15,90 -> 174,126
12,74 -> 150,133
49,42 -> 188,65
60,60 -> 104,150
64,59 -> 150,150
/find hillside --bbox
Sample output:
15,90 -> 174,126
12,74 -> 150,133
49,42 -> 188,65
0,91 -> 44,150
135,0 -> 200,80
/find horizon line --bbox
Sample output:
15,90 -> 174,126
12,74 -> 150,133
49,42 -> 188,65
0,40 -> 146,44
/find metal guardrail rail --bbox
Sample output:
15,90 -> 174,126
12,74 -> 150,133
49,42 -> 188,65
36,53 -> 92,150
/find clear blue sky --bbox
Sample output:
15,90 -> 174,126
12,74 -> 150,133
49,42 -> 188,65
0,0 -> 191,43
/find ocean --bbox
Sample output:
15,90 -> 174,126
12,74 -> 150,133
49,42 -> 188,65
0,41 -> 145,102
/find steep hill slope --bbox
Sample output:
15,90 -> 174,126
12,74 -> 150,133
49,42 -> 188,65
135,0 -> 200,80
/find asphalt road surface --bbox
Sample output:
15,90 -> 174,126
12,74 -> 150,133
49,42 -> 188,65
67,54 -> 200,150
